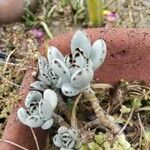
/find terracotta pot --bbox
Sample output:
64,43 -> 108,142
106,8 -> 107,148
0,28 -> 149,150
0,0 -> 37,24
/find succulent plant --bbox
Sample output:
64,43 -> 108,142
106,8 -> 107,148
30,30 -> 106,96
53,126 -> 79,150
70,30 -> 106,70
113,134 -> 134,150
30,56 -> 59,91
79,132 -> 134,150
46,30 -> 107,96
17,89 -> 57,129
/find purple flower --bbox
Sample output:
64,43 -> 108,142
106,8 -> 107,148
31,28 -> 44,38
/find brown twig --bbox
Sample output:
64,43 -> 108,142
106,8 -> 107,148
71,93 -> 82,129
0,139 -> 29,150
30,128 -> 40,150
117,107 -> 134,136
85,88 -> 121,134
137,113 -> 145,149
3,49 -> 17,73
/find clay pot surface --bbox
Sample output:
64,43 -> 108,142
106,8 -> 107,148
41,28 -> 150,84
0,0 -> 37,24
0,66 -> 48,150
0,28 -> 149,150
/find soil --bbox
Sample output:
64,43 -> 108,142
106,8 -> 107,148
46,80 -> 150,149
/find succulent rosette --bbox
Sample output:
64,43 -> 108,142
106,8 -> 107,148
31,30 -> 106,97
30,55 -> 59,91
47,30 -> 107,96
17,89 -> 58,129
53,126 -> 78,150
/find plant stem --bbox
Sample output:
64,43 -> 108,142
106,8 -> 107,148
0,139 -> 29,150
3,49 -> 16,73
117,107 -> 134,136
40,21 -> 53,39
71,94 -> 82,129
87,0 -> 103,27
85,88 -> 121,134
47,5 -> 57,18
30,128 -> 40,150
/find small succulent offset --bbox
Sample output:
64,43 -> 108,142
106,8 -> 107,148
53,126 -> 79,150
30,56 -> 59,91
47,30 -> 107,96
17,89 -> 57,129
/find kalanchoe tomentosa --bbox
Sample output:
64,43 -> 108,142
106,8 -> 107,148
53,126 -> 78,150
17,89 -> 57,129
47,30 -> 107,96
